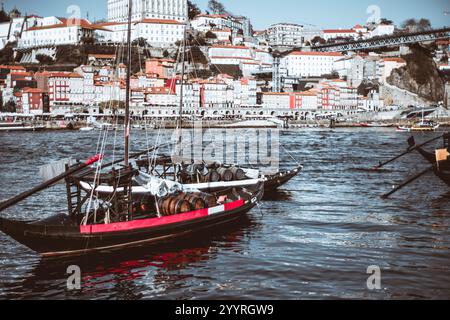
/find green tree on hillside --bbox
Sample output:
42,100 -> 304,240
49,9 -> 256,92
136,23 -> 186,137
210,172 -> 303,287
207,0 -> 227,15
402,18 -> 431,32
188,1 -> 201,20
0,6 -> 10,22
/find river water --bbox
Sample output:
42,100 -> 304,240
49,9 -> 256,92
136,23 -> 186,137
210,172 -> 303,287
0,128 -> 449,300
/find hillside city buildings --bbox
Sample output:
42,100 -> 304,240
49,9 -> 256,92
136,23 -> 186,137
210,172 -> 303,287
0,0 -> 449,120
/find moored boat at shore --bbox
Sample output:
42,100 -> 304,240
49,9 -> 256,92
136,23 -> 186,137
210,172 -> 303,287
397,120 -> 440,132
0,167 -> 264,257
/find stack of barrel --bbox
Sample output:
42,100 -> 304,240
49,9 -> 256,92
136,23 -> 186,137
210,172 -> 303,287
158,192 -> 218,216
182,164 -> 247,184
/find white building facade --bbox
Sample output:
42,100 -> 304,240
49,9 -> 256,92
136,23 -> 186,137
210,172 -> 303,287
18,18 -> 99,49
94,19 -> 184,47
282,51 -> 343,77
107,0 -> 188,23
267,23 -> 322,47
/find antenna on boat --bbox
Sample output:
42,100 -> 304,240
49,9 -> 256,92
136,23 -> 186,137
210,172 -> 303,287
124,0 -> 132,165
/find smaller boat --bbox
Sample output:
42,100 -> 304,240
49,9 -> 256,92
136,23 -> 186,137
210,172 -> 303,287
397,120 -> 440,132
80,126 -> 95,132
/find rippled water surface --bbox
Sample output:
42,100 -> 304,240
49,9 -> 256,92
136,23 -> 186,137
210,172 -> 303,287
0,128 -> 449,300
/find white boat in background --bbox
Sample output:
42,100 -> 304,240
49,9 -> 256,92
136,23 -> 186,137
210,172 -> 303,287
397,121 -> 440,132
79,126 -> 95,132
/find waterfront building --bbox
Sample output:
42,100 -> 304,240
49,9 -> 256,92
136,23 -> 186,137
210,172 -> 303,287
317,79 -> 358,110
253,30 -> 268,45
175,81 -> 200,109
88,54 -> 117,66
370,22 -> 395,38
376,57 -> 407,84
209,28 -> 232,43
191,14 -> 243,35
209,45 -> 254,66
74,65 -> 96,105
5,71 -> 36,90
93,19 -> 184,47
107,0 -> 188,23
21,88 -> 48,114
353,24 -> 368,34
0,65 -> 26,88
196,78 -> 233,108
145,58 -> 175,78
0,15 -> 43,50
234,16 -> 253,38
267,23 -> 323,47
233,78 -> 258,107
261,92 -> 291,109
281,51 -> 343,77
145,86 -> 177,106
94,81 -> 125,103
18,18 -> 103,49
360,89 -> 384,111
261,90 -> 318,110
323,29 -> 358,41
34,71 -> 84,106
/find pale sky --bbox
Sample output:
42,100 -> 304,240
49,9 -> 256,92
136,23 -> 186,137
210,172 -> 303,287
3,0 -> 450,30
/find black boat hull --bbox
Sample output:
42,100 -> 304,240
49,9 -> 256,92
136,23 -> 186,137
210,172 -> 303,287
0,185 -> 264,257
263,166 -> 302,193
416,148 -> 450,187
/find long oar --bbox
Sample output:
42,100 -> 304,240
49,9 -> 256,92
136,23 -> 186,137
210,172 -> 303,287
381,166 -> 434,199
373,135 -> 442,170
0,154 -> 103,213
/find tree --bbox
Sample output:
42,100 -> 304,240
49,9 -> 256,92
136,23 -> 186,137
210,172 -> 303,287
205,31 -> 217,39
207,0 -> 227,15
0,7 -> 10,23
35,54 -> 54,65
187,0 -> 201,20
311,36 -> 326,46
1,99 -> 17,113
402,18 -> 431,32
80,36 -> 95,45
0,42 -> 15,64
132,37 -> 148,47
379,18 -> 393,25
163,49 -> 170,58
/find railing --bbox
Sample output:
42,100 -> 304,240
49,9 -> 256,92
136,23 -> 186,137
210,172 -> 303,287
311,27 -> 450,52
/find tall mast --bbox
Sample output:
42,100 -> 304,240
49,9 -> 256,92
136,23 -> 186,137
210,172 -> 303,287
178,24 -> 187,131
124,0 -> 132,165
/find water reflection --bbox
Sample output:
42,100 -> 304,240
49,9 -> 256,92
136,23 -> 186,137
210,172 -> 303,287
3,216 -> 260,300
1,129 -> 450,299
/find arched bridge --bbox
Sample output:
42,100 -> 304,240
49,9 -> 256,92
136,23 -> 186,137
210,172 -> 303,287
311,27 -> 450,52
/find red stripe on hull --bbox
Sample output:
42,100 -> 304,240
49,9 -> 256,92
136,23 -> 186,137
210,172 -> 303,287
80,200 -> 245,235
224,199 -> 245,211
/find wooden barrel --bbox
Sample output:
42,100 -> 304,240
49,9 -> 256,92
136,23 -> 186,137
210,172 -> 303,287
230,167 -> 246,180
158,197 -> 172,216
205,169 -> 221,183
217,167 -> 233,182
195,192 -> 217,208
178,193 -> 206,210
174,199 -> 191,214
